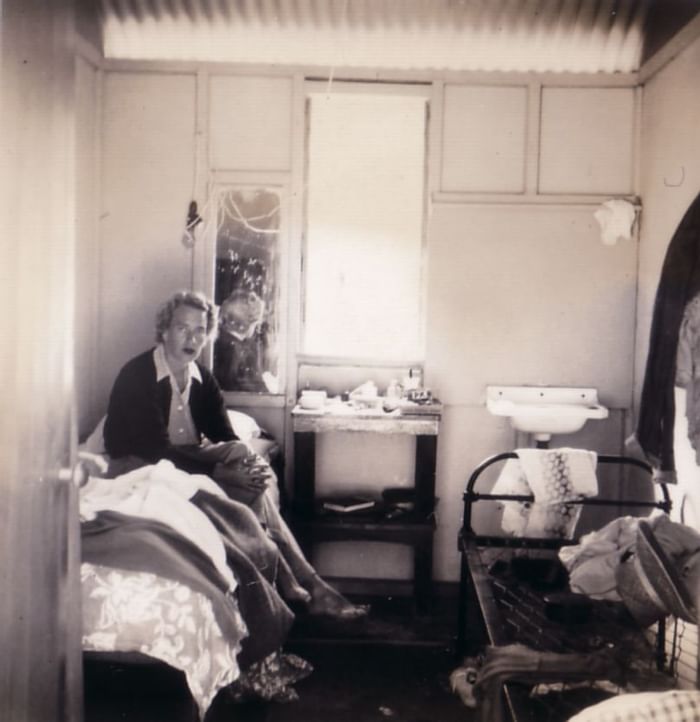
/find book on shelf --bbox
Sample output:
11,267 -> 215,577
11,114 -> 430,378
321,496 -> 377,514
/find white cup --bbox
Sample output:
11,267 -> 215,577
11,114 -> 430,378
299,390 -> 327,410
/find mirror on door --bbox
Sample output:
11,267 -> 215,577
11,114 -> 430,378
213,186 -> 284,395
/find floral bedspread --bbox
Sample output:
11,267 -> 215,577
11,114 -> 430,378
81,563 -> 245,717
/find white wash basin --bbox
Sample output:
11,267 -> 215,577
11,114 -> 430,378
486,386 -> 608,441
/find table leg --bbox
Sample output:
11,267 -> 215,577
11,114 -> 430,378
293,431 -> 316,518
414,536 -> 433,614
414,434 -> 436,612
414,434 -> 437,515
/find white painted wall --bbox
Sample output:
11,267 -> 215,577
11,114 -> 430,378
441,85 -> 528,193
539,87 -> 636,194
426,206 -> 637,408
96,67 -> 642,584
426,203 -> 639,579
97,72 -> 197,414
209,75 -> 293,171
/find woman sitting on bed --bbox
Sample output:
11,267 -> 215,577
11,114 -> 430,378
103,289 -> 368,621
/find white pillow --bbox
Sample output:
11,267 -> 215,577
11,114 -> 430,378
81,416 -> 107,455
227,410 -> 262,443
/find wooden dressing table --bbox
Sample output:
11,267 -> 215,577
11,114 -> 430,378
290,403 -> 441,612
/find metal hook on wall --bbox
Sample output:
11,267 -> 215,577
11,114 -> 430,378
186,200 -> 203,231
664,166 -> 685,188
181,200 -> 203,249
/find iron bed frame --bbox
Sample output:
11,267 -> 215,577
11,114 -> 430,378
456,452 -> 679,722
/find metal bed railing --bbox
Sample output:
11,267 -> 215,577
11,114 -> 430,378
455,452 -> 681,722
460,453 -> 670,548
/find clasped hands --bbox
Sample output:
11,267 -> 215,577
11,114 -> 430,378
213,442 -> 272,501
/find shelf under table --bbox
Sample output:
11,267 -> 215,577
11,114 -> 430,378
291,406 -> 440,613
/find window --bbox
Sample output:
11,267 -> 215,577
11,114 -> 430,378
212,184 -> 286,394
303,83 -> 429,362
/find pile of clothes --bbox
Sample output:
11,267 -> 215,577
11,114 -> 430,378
560,512 -> 700,627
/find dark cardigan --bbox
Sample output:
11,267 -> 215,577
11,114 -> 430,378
636,190 -> 700,473
104,349 -> 237,475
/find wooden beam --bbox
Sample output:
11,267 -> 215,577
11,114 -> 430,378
639,11 -> 700,84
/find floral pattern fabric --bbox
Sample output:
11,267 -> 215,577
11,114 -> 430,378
230,651 -> 313,703
82,563 -> 314,717
82,563 -> 244,718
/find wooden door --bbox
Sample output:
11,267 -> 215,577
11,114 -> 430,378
0,1 -> 83,721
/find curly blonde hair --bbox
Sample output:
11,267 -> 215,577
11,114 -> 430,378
155,291 -> 218,343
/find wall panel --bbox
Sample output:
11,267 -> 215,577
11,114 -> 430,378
539,87 -> 635,194
425,204 -> 638,410
94,65 -> 643,584
209,75 -> 293,171
441,84 -> 528,193
99,71 -> 196,411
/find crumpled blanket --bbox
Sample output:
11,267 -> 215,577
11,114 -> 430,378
559,515 -> 640,600
82,511 -> 245,647
82,507 -> 294,669
79,459 -> 305,714
559,512 -> 700,604
189,490 -> 296,668
80,460 -> 234,589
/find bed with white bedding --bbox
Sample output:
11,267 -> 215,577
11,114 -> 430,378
79,411 -> 309,719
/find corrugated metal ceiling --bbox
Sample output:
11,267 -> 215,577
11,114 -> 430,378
100,0 -> 697,74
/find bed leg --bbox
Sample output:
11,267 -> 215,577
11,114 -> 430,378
456,550 -> 469,659
656,617 -> 667,672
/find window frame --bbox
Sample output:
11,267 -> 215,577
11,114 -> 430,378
300,80 -> 431,367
